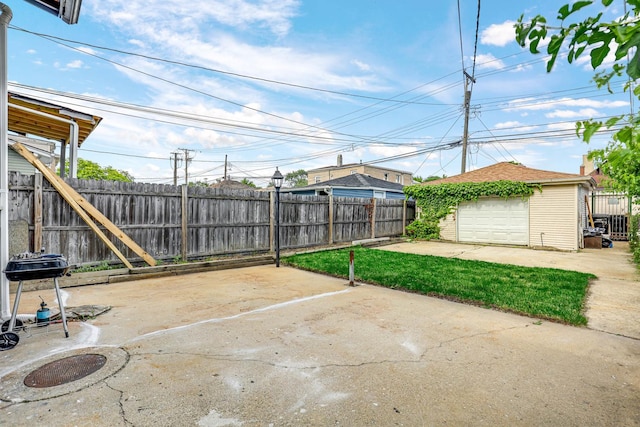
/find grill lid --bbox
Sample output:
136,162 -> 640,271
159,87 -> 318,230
4,252 -> 70,281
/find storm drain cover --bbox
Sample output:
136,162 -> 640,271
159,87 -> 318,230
24,354 -> 107,388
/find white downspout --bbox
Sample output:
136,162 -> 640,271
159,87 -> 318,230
0,2 -> 12,319
9,103 -> 79,178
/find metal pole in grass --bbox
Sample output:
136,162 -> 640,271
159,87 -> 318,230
349,250 -> 355,286
271,168 -> 283,267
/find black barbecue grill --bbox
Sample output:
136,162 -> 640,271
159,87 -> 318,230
5,253 -> 70,281
1,252 -> 71,351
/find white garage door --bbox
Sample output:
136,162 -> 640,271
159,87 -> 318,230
457,198 -> 529,245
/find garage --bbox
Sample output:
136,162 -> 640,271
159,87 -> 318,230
423,162 -> 596,251
457,197 -> 529,245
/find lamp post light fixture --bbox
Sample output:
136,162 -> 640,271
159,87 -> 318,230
271,168 -> 283,267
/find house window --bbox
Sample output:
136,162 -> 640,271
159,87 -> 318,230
395,174 -> 401,183
315,176 -> 321,183
383,173 -> 388,181
373,190 -> 385,199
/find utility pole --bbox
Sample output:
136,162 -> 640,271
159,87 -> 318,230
178,148 -> 195,186
461,71 -> 476,174
224,154 -> 228,181
178,148 -> 195,262
170,151 -> 182,186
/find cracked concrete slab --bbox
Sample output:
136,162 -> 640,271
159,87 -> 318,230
0,260 -> 638,426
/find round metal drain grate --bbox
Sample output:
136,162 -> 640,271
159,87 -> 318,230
24,354 -> 107,388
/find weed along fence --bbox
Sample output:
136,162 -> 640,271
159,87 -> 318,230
8,172 -> 415,266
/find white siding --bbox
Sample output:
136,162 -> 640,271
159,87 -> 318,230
8,148 -> 35,175
438,212 -> 456,241
529,185 -> 579,251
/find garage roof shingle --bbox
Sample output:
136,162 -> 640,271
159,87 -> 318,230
424,162 -> 593,185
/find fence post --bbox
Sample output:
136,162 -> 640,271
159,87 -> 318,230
370,198 -> 377,239
269,191 -> 275,252
402,199 -> 407,236
181,184 -> 188,261
33,172 -> 43,251
328,195 -> 334,244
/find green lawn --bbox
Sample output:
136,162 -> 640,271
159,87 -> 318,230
282,246 -> 595,326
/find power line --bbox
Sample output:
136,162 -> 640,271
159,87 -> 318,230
9,25 -> 446,106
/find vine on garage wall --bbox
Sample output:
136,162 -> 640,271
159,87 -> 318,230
403,181 -> 541,240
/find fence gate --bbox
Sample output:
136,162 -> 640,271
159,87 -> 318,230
590,192 -> 632,241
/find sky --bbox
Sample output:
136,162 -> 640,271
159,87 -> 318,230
3,0 -> 633,186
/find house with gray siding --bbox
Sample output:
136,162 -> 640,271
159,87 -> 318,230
284,173 -> 406,199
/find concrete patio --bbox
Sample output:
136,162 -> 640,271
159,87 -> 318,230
0,242 -> 638,426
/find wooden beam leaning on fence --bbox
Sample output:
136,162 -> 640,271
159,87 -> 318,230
11,142 -> 157,268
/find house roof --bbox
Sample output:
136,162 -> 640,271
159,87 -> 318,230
587,168 -> 613,188
424,162 -> 595,187
293,173 -> 404,191
8,92 -> 102,146
308,162 -> 411,175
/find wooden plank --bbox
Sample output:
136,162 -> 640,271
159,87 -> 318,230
52,177 -> 157,266
12,143 -> 134,268
15,143 -> 157,266
585,195 -> 594,228
33,172 -> 43,252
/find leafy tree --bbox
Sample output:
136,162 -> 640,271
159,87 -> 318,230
240,178 -> 257,188
515,1 -> 640,197
285,169 -> 308,187
414,175 -> 446,184
188,181 -> 210,187
62,158 -> 134,182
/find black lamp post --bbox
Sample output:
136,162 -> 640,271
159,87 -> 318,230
271,168 -> 283,267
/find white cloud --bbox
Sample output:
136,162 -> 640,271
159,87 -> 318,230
27,49 -> 36,54
545,108 -> 600,119
89,0 -> 300,37
494,121 -> 523,129
351,59 -> 371,72
475,53 -> 505,70
480,21 -> 516,47
492,121 -> 537,132
547,122 -> 578,131
67,60 -> 84,69
504,97 -> 628,112
86,1 -> 384,96
128,39 -> 146,48
77,47 -> 97,55
368,145 -> 416,158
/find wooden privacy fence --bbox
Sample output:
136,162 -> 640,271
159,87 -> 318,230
8,172 -> 415,266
